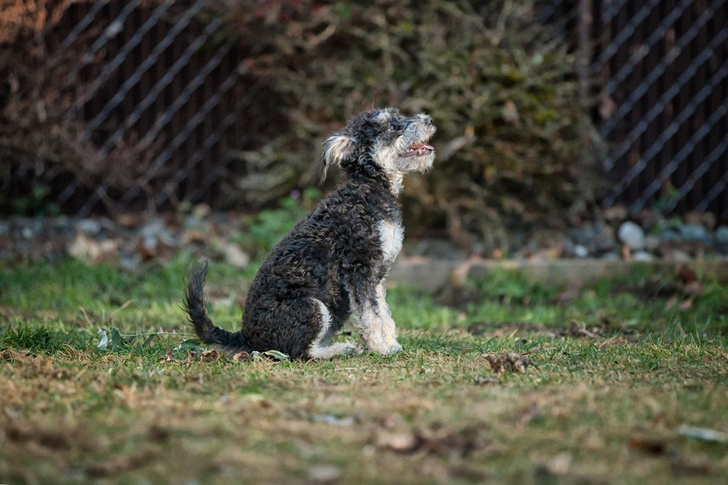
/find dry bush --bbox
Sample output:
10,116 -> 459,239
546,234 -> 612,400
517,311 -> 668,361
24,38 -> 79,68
221,0 -> 600,251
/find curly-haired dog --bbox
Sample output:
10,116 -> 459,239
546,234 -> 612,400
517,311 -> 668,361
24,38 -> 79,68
184,108 -> 436,359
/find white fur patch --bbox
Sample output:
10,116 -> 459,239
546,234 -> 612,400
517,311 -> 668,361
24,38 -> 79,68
378,219 -> 403,264
308,299 -> 357,359
322,134 -> 355,167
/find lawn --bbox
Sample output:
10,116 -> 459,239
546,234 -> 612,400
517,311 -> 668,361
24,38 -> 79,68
1,255 -> 727,484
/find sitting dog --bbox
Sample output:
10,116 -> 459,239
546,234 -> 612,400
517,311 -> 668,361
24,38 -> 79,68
184,108 -> 436,359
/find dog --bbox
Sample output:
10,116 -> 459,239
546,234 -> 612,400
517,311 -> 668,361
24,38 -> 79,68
184,108 -> 436,359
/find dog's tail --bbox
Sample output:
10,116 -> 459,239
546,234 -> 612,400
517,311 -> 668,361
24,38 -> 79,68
184,261 -> 251,352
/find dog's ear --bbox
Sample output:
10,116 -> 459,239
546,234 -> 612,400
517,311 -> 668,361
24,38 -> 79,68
320,132 -> 356,183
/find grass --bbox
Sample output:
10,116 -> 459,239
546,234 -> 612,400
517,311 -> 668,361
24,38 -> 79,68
0,255 -> 727,484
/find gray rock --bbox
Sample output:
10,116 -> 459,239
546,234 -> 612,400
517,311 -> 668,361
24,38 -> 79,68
604,205 -> 628,222
77,218 -> 101,235
644,235 -> 660,252
680,224 -> 709,242
713,226 -> 728,253
139,219 -> 165,239
601,251 -> 620,261
0,221 -> 9,236
663,249 -> 692,263
632,251 -> 655,262
139,219 -> 177,247
588,225 -> 616,254
184,214 -> 207,231
617,221 -> 645,250
573,244 -> 589,258
715,226 -> 728,242
659,229 -> 680,242
569,225 -> 598,246
223,242 -> 250,268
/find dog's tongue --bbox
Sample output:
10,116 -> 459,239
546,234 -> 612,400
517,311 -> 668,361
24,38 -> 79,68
411,144 -> 434,151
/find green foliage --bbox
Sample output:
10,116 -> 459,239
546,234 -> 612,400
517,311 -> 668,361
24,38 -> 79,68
224,0 -> 597,248
4,184 -> 59,216
240,188 -> 321,257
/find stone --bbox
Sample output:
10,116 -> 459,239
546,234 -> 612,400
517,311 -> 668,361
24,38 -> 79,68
0,221 -> 9,236
569,225 -> 598,246
139,218 -> 177,247
223,242 -> 250,268
659,229 -> 680,242
604,205 -> 628,222
573,244 -> 589,258
680,224 -> 709,242
601,251 -> 620,261
685,211 -> 716,230
617,221 -> 645,250
632,251 -> 655,262
77,218 -> 101,235
713,226 -> 728,250
634,209 -> 661,230
663,249 -> 691,263
644,235 -> 660,252
307,466 -> 341,485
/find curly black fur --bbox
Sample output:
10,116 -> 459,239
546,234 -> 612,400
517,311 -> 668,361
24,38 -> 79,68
184,108 -> 435,359
184,261 -> 251,352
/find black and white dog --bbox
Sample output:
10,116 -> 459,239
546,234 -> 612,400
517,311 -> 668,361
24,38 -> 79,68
184,108 -> 436,359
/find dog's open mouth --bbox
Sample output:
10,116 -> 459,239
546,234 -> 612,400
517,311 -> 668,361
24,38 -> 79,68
401,143 -> 435,158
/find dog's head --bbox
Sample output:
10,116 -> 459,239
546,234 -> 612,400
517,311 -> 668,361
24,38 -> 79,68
321,108 -> 436,191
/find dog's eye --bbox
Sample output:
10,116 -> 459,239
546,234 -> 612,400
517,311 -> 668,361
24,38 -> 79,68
387,123 -> 398,132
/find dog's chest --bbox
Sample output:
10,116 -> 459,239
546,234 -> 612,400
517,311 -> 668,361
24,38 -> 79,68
377,219 -> 404,265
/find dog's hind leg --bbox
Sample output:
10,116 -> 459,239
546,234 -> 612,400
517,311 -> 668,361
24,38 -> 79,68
307,299 -> 359,359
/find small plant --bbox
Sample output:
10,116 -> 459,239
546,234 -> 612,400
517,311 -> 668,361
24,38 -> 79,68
240,188 -> 321,258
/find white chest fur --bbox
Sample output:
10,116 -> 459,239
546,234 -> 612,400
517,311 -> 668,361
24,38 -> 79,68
378,220 -> 404,264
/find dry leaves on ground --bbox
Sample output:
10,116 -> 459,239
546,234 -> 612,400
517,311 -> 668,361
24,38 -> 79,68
484,353 -> 538,373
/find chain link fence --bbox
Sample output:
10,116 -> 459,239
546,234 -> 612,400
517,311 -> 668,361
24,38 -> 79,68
588,0 -> 728,217
3,0 -> 728,219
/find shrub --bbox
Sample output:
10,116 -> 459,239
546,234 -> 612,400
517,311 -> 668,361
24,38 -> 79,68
222,0 -> 598,251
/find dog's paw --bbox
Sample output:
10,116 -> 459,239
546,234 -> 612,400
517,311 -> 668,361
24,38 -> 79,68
373,342 -> 402,355
387,342 -> 403,354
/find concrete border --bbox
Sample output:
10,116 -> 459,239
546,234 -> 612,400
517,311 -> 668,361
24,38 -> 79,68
387,258 -> 728,292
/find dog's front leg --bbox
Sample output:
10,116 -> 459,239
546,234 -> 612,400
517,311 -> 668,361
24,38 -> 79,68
350,293 -> 399,355
376,284 -> 402,352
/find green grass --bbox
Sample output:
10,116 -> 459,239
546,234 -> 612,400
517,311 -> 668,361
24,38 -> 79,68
0,256 -> 727,484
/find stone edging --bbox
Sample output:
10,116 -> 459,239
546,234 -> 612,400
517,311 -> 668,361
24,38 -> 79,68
387,258 -> 728,292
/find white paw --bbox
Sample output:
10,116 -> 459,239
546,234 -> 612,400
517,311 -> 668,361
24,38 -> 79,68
387,342 -> 403,354
372,342 -> 402,355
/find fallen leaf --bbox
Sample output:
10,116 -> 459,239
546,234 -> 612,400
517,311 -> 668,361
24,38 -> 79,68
375,431 -> 421,453
629,434 -> 669,455
679,297 -> 694,311
473,375 -> 500,386
683,280 -> 704,296
595,336 -> 631,349
545,452 -> 572,475
232,351 -> 250,362
484,353 -> 538,373
200,349 -> 221,361
677,425 -> 728,444
96,329 -> 109,350
670,455 -> 712,476
307,465 -> 342,485
677,264 -> 698,284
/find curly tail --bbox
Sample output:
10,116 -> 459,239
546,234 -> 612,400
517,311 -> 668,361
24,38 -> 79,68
184,261 -> 251,352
